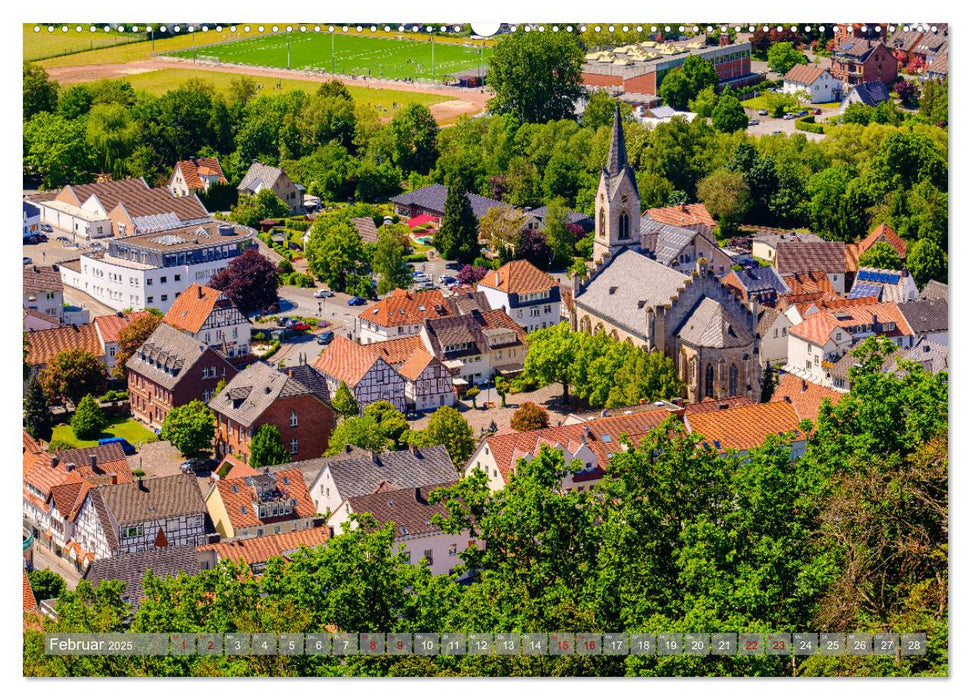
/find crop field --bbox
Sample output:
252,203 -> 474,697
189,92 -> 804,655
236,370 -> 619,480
24,24 -> 144,61
168,32 -> 492,81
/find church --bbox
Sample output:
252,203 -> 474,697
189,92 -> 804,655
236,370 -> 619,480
571,105 -> 761,403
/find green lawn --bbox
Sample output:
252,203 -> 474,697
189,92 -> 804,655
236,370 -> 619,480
51,417 -> 157,449
167,32 -> 492,82
104,69 -> 447,113
24,23 -> 144,62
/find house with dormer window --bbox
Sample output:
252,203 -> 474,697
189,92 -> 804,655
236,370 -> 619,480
162,284 -> 253,359
476,260 -> 561,333
204,468 -> 318,541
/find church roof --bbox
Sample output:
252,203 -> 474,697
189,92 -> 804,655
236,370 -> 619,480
602,103 -> 640,200
676,297 -> 754,349
641,219 -> 713,266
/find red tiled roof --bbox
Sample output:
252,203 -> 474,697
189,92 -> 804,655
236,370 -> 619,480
783,64 -> 828,85
23,571 -> 37,611
218,455 -> 260,480
789,301 -> 912,345
483,409 -> 673,484
23,265 -> 63,295
93,311 -> 152,344
772,373 -> 843,422
174,157 -> 227,191
397,348 -> 436,381
213,469 -> 316,531
25,323 -> 103,367
686,401 -> 802,452
23,430 -> 43,457
199,527 -> 330,566
365,335 -> 423,366
858,223 -> 907,258
162,284 -> 233,334
477,260 -> 558,296
313,336 -> 385,387
643,203 -> 716,228
844,243 -> 861,272
682,396 -> 756,415
357,289 -> 452,329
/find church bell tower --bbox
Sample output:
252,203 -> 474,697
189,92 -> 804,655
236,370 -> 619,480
592,103 -> 641,263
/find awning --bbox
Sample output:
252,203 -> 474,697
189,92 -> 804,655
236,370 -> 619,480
407,214 -> 439,229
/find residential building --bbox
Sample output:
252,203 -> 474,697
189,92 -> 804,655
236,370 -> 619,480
640,219 -> 734,275
830,38 -> 897,86
465,409 -> 673,491
847,268 -> 918,303
168,157 -> 228,197
205,469 -> 318,541
477,260 -> 561,333
351,216 -> 381,244
782,64 -> 843,102
390,184 -> 504,222
58,220 -> 256,312
83,545 -> 202,608
127,323 -> 238,430
196,526 -> 330,573
896,298 -> 948,345
521,204 -> 594,233
363,336 -> 455,412
23,201 -> 40,238
839,81 -> 893,112
209,362 -> 335,464
581,38 -> 755,95
751,230 -> 825,263
858,222 -> 908,260
641,203 -> 716,237
419,308 -> 529,386
684,400 -> 805,459
357,289 -> 454,345
307,444 -> 457,516
23,309 -> 60,332
31,178 -> 210,240
23,265 -> 65,322
884,337 -> 948,376
757,306 -> 792,366
73,474 -> 209,561
923,52 -> 948,82
919,280 -> 947,301
93,311 -> 152,371
774,241 -> 851,294
328,481 -> 477,576
24,322 -> 104,375
771,373 -> 843,422
237,161 -> 304,215
313,336 -> 408,412
722,266 -> 791,306
163,283 -> 252,358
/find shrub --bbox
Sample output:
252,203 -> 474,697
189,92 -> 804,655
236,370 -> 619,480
258,340 -> 281,360
71,394 -> 108,440
404,253 -> 428,263
511,401 -> 550,432
796,115 -> 824,134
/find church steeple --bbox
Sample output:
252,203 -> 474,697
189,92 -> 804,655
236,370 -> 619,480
606,102 -> 627,175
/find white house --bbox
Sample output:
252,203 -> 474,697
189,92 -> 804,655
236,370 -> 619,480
23,265 -> 64,322
356,289 -> 453,345
757,306 -> 792,366
312,336 -> 407,412
419,309 -> 528,386
168,157 -> 228,197
162,283 -> 253,358
58,221 -> 255,313
782,64 -> 843,103
477,260 -> 562,334
23,201 -> 40,238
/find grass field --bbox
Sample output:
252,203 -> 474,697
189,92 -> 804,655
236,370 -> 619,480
88,68 -> 448,112
51,417 -> 157,449
24,24 -> 144,61
168,33 -> 492,82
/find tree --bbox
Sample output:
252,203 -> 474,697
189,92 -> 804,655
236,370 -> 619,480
466,385 -> 481,408
71,394 -> 108,440
23,62 -> 58,119
858,240 -> 903,270
23,374 -> 53,441
894,79 -> 918,107
510,401 -> 549,431
478,205 -> 526,255
680,55 -> 719,95
27,569 -> 66,603
305,217 -> 370,294
523,323 -> 585,402
208,247 -> 280,315
23,112 -> 93,189
112,313 -> 162,380
658,69 -> 695,110
230,190 -> 290,228
760,364 -> 778,403
841,102 -> 875,126
543,197 -> 575,266
456,264 -> 488,286
412,406 -> 475,468
697,170 -> 751,235
582,91 -> 632,129
767,42 -> 808,75
249,424 -> 291,468
57,84 -> 93,120
906,238 -> 948,289
389,103 -> 439,175
918,77 -> 948,125
494,376 -> 511,408
688,86 -> 719,118
85,103 -> 138,179
711,95 -> 749,133
362,401 -> 409,448
373,225 -> 413,295
160,400 -> 215,458
487,30 -> 585,123
435,183 -> 479,263
517,228 -> 554,270
39,349 -> 107,407
326,415 -> 389,455
331,381 -> 359,419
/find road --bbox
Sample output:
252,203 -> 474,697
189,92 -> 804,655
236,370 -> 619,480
31,542 -> 83,590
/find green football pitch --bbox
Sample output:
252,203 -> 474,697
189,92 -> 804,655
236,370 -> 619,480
168,33 -> 492,81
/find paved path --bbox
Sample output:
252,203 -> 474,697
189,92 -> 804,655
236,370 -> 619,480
31,543 -> 82,590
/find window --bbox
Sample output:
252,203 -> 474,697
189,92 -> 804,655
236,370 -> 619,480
174,274 -> 180,281
160,276 -> 167,284
290,411 -> 298,427
728,364 -> 739,397
161,295 -> 168,302
423,549 -> 434,566
290,439 -> 299,454
704,364 -> 715,399
147,296 -> 154,304
146,278 -> 153,286
619,212 -> 630,240
123,526 -> 142,538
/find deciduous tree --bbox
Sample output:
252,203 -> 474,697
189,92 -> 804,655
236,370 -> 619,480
71,394 -> 108,440
510,401 -> 549,431
767,42 -> 808,75
39,349 -> 107,407
858,240 -> 903,270
331,381 -> 360,419
112,313 -> 162,380
410,406 -> 475,468
160,400 -> 215,458
249,424 -> 290,468
209,247 -> 280,315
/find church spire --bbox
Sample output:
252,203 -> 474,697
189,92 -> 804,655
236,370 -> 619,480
606,102 -> 627,174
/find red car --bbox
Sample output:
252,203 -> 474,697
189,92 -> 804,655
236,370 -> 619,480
812,108 -> 822,115
289,322 -> 311,331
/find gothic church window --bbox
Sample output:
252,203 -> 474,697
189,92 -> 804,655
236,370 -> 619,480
729,364 -> 739,396
704,364 -> 715,398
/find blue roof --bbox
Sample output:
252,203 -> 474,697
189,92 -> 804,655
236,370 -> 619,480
23,201 -> 39,217
848,282 -> 883,300
847,81 -> 891,107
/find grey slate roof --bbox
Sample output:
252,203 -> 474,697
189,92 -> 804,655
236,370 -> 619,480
422,309 -> 527,360
526,205 -> 594,230
774,241 -> 847,274
676,297 -> 754,349
324,445 -> 457,500
126,324 -> 218,391
574,250 -> 688,340
97,474 -> 207,526
210,361 -> 328,428
887,338 -> 948,376
897,298 -> 948,335
83,545 -> 201,608
345,481 -> 458,538
238,162 -> 284,193
641,219 -> 708,266
919,280 -> 948,301
444,291 -> 493,316
23,201 -> 39,218
284,364 -> 333,405
390,184 -> 505,220
845,81 -> 892,107
268,445 -> 371,488
351,216 -> 380,244
728,266 -> 791,296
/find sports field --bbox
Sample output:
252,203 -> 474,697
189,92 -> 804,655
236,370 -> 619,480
168,33 -> 492,81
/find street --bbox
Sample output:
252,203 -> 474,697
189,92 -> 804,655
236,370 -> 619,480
31,542 -> 83,591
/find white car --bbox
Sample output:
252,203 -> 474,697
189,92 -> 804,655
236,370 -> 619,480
314,289 -> 334,298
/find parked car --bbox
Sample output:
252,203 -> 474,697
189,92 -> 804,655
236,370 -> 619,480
772,130 -> 784,135
439,275 -> 458,286
314,288 -> 334,298
748,118 -> 760,126
180,457 -> 213,474
40,224 -> 53,233
796,110 -> 809,117
757,109 -> 768,116
316,330 -> 335,345
290,321 -> 311,331
278,316 -> 293,326
783,113 -> 796,120
347,296 -> 367,306
812,108 -> 822,115
36,233 -> 47,242
98,436 -> 136,456
23,257 -> 31,265
24,235 -> 39,244
55,235 -> 69,243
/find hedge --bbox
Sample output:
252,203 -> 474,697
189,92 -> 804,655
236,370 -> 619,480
795,115 -> 825,134
258,340 -> 281,360
404,253 -> 428,263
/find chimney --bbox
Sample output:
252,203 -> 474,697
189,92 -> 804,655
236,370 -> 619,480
783,395 -> 792,403
681,203 -> 688,213
370,450 -> 381,465
871,313 -> 879,332
414,486 -> 424,504
717,402 -> 729,410
137,477 -> 146,491
197,285 -> 203,299
494,270 -> 500,285
108,473 -> 118,485
65,463 -> 76,473
408,443 -> 421,458
801,380 -> 808,393
50,456 -> 59,469
90,455 -> 98,472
